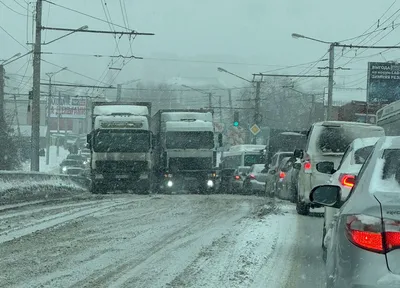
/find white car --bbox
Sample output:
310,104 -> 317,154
321,137 -> 381,261
295,121 -> 385,215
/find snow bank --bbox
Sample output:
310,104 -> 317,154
0,178 -> 86,205
377,273 -> 400,285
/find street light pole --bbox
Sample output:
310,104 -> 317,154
327,43 -> 335,121
291,33 -> 337,121
45,67 -> 67,165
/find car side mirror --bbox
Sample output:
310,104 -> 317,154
218,134 -> 223,147
310,185 -> 342,208
294,149 -> 303,158
293,162 -> 301,170
316,161 -> 335,174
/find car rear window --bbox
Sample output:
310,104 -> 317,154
244,154 -> 264,166
354,146 -> 374,164
382,149 -> 400,185
253,165 -> 265,173
318,126 -> 384,153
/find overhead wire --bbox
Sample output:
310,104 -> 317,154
0,24 -> 29,50
0,0 -> 29,17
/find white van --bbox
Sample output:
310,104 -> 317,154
295,121 -> 385,215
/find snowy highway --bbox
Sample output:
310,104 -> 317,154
0,193 -> 326,288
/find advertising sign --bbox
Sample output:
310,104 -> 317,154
50,96 -> 87,119
367,62 -> 400,103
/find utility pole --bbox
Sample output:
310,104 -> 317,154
208,92 -> 212,109
56,91 -> 61,156
327,43 -> 335,121
0,65 -> 4,128
13,94 -> 21,137
31,0 -> 42,171
45,76 -> 52,165
218,95 -> 222,122
253,80 -> 262,144
116,84 -> 122,102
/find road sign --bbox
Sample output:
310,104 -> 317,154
250,124 -> 261,136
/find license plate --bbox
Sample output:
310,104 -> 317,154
140,174 -> 149,179
116,175 -> 129,179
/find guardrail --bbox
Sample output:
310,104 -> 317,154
0,171 -> 90,189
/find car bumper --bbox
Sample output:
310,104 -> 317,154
248,180 -> 265,192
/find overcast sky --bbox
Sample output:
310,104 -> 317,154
1,0 -> 400,101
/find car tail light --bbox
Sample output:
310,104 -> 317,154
339,174 -> 356,188
234,175 -> 241,180
345,215 -> 400,253
249,174 -> 256,179
279,171 -> 286,179
304,161 -> 312,173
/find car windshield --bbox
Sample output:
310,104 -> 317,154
94,130 -> 151,153
354,146 -> 374,164
166,131 -> 214,149
318,126 -> 384,153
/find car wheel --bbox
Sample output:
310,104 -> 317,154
296,201 -> 310,215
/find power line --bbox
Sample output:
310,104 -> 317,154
0,24 -> 28,50
0,0 -> 29,17
40,58 -> 111,85
43,0 -> 134,31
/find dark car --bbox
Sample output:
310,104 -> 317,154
265,152 -> 294,197
60,159 -> 85,174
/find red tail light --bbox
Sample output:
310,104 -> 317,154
345,215 -> 400,253
249,174 -> 256,179
304,161 -> 311,170
234,175 -> 241,180
279,171 -> 286,179
339,174 -> 356,188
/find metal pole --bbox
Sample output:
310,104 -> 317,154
208,93 -> 212,108
253,81 -> 261,144
116,84 -> 122,102
219,95 -> 222,122
56,91 -> 61,156
31,0 -> 42,171
309,94 -> 315,126
0,65 -> 4,128
327,43 -> 335,121
13,94 -> 21,137
45,76 -> 51,165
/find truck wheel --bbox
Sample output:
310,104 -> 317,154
296,201 -> 310,215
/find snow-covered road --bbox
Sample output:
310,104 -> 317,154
0,194 -> 326,288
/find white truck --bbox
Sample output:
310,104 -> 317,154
151,109 -> 222,193
87,102 -> 153,194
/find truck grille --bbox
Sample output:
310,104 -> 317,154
169,157 -> 212,171
95,160 -> 148,173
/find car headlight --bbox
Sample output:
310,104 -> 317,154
207,180 -> 214,187
83,160 -> 88,165
62,166 -> 67,172
167,180 -> 173,187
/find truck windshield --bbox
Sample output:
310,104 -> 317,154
166,131 -> 214,149
93,130 -> 150,153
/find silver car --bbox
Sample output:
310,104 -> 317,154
310,136 -> 400,288
242,164 -> 268,195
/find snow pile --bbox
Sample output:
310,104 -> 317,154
0,178 -> 86,205
22,146 -> 70,173
377,273 -> 400,285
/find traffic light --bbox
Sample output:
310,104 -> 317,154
233,111 -> 239,127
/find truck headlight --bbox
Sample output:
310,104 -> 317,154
62,166 -> 67,173
207,180 -> 214,187
167,180 -> 173,187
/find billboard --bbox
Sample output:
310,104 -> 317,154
50,96 -> 87,119
367,62 -> 400,103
